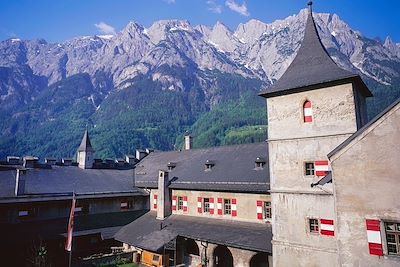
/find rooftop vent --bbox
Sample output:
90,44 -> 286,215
204,160 -> 215,171
45,158 -> 57,165
23,156 -> 39,168
7,156 -> 20,165
62,158 -> 73,166
125,155 -> 137,165
136,149 -> 148,161
167,162 -> 176,171
255,157 -> 266,169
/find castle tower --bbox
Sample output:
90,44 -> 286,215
77,130 -> 95,169
259,2 -> 372,266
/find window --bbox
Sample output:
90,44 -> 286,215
18,207 -> 38,219
309,218 -> 319,233
305,162 -> 315,176
177,196 -> 184,211
120,200 -> 133,210
224,199 -> 231,215
263,201 -> 272,219
75,204 -> 89,215
385,222 -> 400,255
255,162 -> 264,168
205,160 -> 214,171
303,100 -> 313,122
203,198 -> 210,213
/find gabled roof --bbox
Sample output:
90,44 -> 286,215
259,5 -> 371,98
328,97 -> 400,159
77,130 -> 94,152
0,166 -> 145,201
135,142 -> 269,193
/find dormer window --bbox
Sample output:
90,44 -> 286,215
255,157 -> 266,169
167,162 -> 176,171
204,160 -> 215,171
303,100 -> 313,123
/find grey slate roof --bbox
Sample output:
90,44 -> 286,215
259,9 -> 371,98
78,130 -> 94,152
0,165 -> 144,201
328,97 -> 400,158
114,211 -> 272,253
135,142 -> 269,193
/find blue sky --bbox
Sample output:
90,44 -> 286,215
0,0 -> 399,43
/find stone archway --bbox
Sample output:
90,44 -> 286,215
184,238 -> 200,256
249,252 -> 269,267
213,245 -> 233,267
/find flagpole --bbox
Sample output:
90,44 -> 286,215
67,191 -> 75,267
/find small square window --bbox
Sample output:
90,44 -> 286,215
305,162 -> 315,176
203,198 -> 210,213
120,200 -> 133,210
177,196 -> 184,211
309,218 -> 319,233
385,221 -> 400,255
224,199 -> 231,215
263,201 -> 272,219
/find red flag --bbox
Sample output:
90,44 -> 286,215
65,195 -> 76,252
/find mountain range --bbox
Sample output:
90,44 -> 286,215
0,9 -> 399,159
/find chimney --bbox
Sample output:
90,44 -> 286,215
15,169 -> 26,196
23,156 -> 38,168
184,135 -> 192,150
157,170 -> 171,220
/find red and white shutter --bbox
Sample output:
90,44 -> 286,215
209,198 -> 214,215
256,201 -> 263,220
183,196 -> 188,212
366,219 -> 383,256
303,101 -> 313,122
197,197 -> 202,214
217,198 -> 223,215
315,161 -> 329,176
172,196 -> 177,211
153,194 -> 157,209
231,198 -> 237,217
320,219 -> 334,236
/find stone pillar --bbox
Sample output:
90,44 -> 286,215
229,247 -> 255,267
157,170 -> 171,220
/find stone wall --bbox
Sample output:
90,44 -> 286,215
331,101 -> 400,267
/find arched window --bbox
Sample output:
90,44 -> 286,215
303,101 -> 313,123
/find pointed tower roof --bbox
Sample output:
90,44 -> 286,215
78,130 -> 94,152
260,1 -> 372,98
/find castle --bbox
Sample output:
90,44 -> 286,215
0,2 -> 399,267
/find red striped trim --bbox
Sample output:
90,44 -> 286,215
320,219 -> 334,225
197,197 -> 202,213
153,194 -> 157,209
320,230 -> 335,236
368,243 -> 383,256
304,101 -> 311,108
217,198 -> 222,215
210,198 -> 214,215
172,196 -> 177,211
232,198 -> 236,204
315,161 -> 328,166
366,219 -> 380,231
183,196 -> 188,212
304,116 -> 312,122
231,198 -> 237,217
